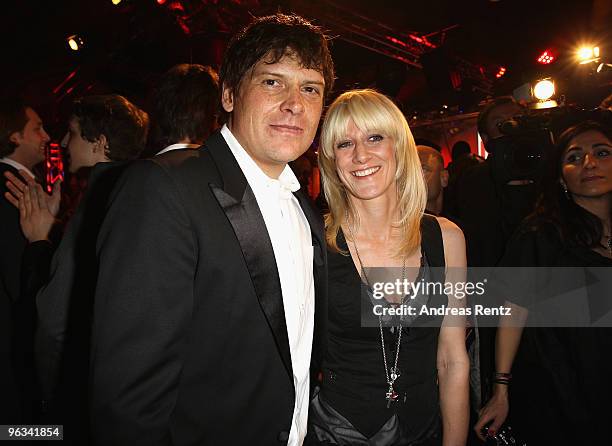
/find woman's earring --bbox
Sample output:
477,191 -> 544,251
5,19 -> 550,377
561,182 -> 571,200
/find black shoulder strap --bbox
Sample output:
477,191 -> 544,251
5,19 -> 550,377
421,214 -> 445,268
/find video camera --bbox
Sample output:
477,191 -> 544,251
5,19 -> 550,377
486,113 -> 552,184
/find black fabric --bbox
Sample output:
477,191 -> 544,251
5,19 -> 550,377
89,132 -> 327,446
452,160 -> 538,407
0,162 -> 34,423
453,160 -> 537,268
314,215 -> 445,444
499,224 -> 612,446
33,162 -> 129,443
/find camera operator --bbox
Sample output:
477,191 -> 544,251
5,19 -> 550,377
454,96 -> 544,268
453,97 -> 549,444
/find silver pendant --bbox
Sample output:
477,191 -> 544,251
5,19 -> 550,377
386,385 -> 399,408
390,367 -> 400,382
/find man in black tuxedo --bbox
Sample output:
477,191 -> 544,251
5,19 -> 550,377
90,13 -> 333,446
0,98 -> 50,422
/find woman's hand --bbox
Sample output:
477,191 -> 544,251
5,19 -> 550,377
19,183 -> 58,242
4,170 -> 61,217
474,386 -> 509,441
4,170 -> 61,242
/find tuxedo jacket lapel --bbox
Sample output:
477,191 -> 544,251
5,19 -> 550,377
206,132 -> 293,381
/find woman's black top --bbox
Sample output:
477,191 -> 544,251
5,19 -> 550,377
319,216 -> 446,442
499,223 -> 612,446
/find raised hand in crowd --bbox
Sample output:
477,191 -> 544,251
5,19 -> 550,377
4,169 -> 61,242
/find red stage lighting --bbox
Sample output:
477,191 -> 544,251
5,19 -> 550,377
537,50 -> 555,64
495,66 -> 507,78
46,143 -> 64,193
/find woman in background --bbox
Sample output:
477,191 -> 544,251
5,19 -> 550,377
475,119 -> 612,445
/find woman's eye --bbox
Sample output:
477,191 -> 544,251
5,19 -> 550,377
336,140 -> 353,149
597,149 -> 610,157
566,154 -> 581,163
368,134 -> 383,142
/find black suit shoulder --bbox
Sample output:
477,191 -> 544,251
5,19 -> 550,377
0,162 -> 28,422
0,162 -> 27,302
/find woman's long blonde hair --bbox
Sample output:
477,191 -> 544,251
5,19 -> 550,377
318,89 -> 427,256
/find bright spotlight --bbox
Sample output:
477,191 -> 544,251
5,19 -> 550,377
111,0 -> 122,5
533,79 -> 555,101
577,46 -> 601,64
66,35 -> 84,51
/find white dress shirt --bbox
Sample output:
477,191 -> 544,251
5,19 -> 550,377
0,157 -> 36,178
155,143 -> 200,156
221,125 -> 315,446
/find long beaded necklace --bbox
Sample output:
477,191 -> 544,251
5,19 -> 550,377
347,224 -> 406,407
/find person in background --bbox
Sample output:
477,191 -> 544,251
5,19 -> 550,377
143,63 -> 219,157
447,141 -> 470,181
418,144 -> 449,216
309,89 -> 469,446
475,119 -> 612,445
444,140 -> 483,225
4,94 -> 149,442
453,96 -> 530,267
0,96 -> 50,423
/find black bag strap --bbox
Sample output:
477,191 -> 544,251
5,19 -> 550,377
421,214 -> 445,268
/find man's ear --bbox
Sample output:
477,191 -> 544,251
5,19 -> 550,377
9,131 -> 22,146
221,84 -> 234,113
440,169 -> 449,188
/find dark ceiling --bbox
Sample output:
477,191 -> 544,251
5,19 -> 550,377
2,0 -> 610,135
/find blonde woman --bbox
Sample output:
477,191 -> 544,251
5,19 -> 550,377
308,89 -> 469,446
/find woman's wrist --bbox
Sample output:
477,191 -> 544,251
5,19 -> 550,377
493,382 -> 509,395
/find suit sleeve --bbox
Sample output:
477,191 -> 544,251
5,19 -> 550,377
34,220 -> 78,403
90,160 -> 195,446
0,192 -> 26,303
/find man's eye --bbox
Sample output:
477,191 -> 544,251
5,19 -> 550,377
263,79 -> 280,87
597,149 -> 610,157
303,86 -> 320,95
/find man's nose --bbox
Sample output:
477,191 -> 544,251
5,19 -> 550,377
281,86 -> 305,114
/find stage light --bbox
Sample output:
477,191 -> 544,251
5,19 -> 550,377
537,50 -> 555,64
111,0 -> 122,5
533,79 -> 555,101
66,35 -> 84,51
577,46 -> 600,64
495,66 -> 506,78
597,63 -> 612,73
